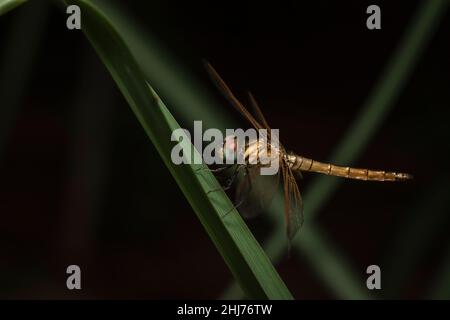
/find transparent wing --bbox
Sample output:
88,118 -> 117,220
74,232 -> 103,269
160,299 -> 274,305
247,91 -> 271,131
204,61 -> 264,130
281,160 -> 304,241
235,164 -> 280,219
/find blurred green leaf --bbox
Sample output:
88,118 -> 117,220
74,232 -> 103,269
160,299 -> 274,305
63,0 -> 293,299
0,0 -> 27,16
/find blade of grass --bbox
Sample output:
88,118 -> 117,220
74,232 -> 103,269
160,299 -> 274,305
62,0 -> 292,299
223,0 -> 448,299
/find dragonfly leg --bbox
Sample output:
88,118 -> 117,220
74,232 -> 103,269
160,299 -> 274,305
220,166 -> 252,219
221,197 -> 245,218
206,165 -> 243,195
195,164 -> 234,192
194,165 -> 231,173
206,185 -> 229,195
211,166 -> 232,173
222,165 -> 243,188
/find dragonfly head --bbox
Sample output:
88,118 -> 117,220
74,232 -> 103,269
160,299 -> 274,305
220,134 -> 239,163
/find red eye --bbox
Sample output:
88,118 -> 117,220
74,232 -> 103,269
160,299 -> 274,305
228,140 -> 236,151
224,135 -> 236,151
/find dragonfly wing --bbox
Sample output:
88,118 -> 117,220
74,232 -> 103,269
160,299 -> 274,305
281,160 -> 304,241
235,165 -> 280,219
204,62 -> 264,130
247,91 -> 271,131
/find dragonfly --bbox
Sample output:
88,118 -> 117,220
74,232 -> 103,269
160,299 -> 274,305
204,62 -> 413,241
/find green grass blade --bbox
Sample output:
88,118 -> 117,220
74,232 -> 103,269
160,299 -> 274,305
63,0 -> 292,299
0,0 -> 27,16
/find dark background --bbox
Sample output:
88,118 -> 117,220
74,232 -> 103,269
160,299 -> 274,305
0,0 -> 449,299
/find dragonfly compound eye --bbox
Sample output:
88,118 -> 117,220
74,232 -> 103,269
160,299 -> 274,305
223,135 -> 238,163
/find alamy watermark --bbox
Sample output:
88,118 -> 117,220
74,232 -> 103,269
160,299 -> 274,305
66,265 -> 81,290
171,121 -> 280,176
366,264 -> 381,290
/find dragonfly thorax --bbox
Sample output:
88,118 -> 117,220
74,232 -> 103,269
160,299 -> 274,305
285,153 -> 297,168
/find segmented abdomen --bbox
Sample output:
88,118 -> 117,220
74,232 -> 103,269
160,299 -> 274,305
287,154 -> 412,181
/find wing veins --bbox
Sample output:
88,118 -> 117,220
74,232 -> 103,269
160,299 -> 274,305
204,62 -> 263,130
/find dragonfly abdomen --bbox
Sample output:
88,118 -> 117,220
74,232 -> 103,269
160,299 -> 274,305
287,154 -> 412,181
